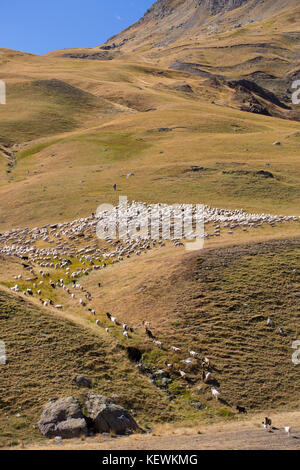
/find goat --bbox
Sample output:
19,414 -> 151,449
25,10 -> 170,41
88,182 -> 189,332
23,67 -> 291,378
146,328 -> 155,339
171,346 -> 181,353
202,357 -> 210,368
236,405 -> 247,414
262,417 -> 272,430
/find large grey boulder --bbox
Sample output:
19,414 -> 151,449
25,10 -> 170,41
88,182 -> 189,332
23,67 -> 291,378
84,393 -> 140,435
38,397 -> 87,439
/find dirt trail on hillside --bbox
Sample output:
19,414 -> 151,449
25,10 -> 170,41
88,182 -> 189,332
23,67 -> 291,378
21,425 -> 300,451
20,411 -> 300,450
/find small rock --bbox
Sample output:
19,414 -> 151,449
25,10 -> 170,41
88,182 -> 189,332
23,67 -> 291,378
256,170 -> 274,178
73,376 -> 92,388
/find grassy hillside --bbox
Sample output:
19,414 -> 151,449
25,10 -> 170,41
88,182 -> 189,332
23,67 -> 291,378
1,0 -> 300,448
0,75 -> 300,230
0,286 -> 176,448
1,235 -> 299,447
0,1 -> 300,231
79,237 -> 300,412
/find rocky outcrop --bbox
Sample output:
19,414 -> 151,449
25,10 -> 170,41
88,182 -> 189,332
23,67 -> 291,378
200,0 -> 249,16
141,0 -> 250,23
38,394 -> 140,439
84,393 -> 140,435
37,397 -> 87,439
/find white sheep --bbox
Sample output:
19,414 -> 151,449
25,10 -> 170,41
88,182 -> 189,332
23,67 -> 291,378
189,350 -> 198,357
204,372 -> 212,383
182,359 -> 193,365
211,387 -> 220,400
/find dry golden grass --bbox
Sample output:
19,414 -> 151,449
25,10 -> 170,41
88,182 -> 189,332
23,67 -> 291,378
0,286 -> 177,449
0,9 -> 300,230
1,0 -> 300,450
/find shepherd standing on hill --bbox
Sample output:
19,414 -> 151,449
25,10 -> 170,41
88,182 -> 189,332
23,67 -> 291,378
113,183 -> 117,191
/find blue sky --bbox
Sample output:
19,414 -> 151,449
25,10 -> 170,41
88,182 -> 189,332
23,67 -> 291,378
0,0 -> 154,55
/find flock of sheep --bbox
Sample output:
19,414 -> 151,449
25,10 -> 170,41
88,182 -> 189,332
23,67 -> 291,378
96,200 -> 298,241
0,201 -> 298,264
0,201 -> 298,434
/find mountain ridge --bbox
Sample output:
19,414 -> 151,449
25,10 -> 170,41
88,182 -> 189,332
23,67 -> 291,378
105,0 -> 298,51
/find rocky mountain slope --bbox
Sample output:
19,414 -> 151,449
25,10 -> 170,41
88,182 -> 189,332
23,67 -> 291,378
105,0 -> 299,52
